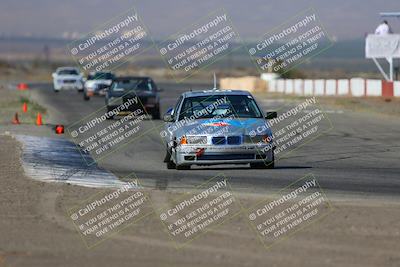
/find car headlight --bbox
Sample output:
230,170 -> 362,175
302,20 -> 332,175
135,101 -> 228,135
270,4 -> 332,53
180,135 -> 209,145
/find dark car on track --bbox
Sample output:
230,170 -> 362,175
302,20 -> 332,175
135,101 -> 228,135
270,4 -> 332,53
105,76 -> 161,119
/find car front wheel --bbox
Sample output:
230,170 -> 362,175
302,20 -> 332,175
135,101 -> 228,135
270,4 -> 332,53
105,107 -> 114,120
250,153 -> 275,169
250,162 -> 274,169
152,106 -> 161,120
166,160 -> 176,169
176,164 -> 190,170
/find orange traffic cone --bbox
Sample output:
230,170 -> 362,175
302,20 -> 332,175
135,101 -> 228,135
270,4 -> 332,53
36,113 -> 43,126
12,112 -> 20,124
22,102 -> 28,113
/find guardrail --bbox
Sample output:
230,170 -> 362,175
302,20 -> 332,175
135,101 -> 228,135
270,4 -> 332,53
268,78 -> 400,97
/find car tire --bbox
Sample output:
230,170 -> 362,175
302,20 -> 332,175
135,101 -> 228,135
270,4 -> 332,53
164,147 -> 177,169
250,163 -> 262,169
176,164 -> 190,170
54,90 -> 60,93
105,110 -> 114,120
152,106 -> 161,120
250,156 -> 275,169
266,160 -> 275,169
250,162 -> 269,169
105,106 -> 114,120
166,160 -> 176,169
83,94 -> 90,101
268,152 -> 275,169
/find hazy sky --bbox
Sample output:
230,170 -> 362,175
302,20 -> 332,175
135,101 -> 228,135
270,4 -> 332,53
1,0 -> 399,40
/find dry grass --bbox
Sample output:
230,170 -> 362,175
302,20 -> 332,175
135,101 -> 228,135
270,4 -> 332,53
0,88 -> 46,125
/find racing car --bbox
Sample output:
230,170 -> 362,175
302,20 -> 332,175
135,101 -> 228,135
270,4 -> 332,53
83,71 -> 115,101
52,67 -> 84,92
163,89 -> 277,170
105,76 -> 161,119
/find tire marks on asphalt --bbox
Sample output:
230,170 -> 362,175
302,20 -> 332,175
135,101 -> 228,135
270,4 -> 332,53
15,134 -> 128,188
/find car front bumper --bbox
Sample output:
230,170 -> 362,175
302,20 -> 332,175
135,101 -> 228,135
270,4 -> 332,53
174,144 -> 274,166
54,82 -> 83,90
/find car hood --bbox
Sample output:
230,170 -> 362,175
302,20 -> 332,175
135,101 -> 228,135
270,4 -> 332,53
171,118 -> 272,137
85,80 -> 112,86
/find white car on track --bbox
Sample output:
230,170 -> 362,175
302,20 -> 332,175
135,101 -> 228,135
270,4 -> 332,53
83,71 -> 115,100
163,89 -> 277,170
52,67 -> 84,92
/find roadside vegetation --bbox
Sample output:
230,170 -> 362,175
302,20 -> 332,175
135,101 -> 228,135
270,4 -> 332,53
0,88 -> 46,124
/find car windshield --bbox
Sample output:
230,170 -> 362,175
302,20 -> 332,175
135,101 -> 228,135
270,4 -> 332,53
58,69 -> 78,75
178,94 -> 263,120
88,72 -> 114,80
111,79 -> 152,92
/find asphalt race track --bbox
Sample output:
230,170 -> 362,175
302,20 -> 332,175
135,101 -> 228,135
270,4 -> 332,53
27,82 -> 400,198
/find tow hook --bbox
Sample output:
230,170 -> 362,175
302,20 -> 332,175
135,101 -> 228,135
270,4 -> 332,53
195,148 -> 205,157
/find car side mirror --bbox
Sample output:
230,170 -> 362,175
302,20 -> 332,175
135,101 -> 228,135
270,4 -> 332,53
163,107 -> 174,122
265,111 -> 277,119
52,73 -> 56,78
163,114 -> 174,122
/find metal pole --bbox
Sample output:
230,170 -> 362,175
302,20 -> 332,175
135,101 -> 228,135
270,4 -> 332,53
213,73 -> 217,90
373,58 -> 390,81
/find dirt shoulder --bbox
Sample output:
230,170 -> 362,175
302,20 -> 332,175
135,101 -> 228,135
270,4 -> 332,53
1,134 -> 399,267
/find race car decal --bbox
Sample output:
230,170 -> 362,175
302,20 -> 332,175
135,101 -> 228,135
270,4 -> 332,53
202,121 -> 230,127
202,118 -> 259,127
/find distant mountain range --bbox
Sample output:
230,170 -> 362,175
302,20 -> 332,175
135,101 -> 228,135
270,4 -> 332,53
0,36 -> 391,74
1,0 -> 399,40
0,36 -> 366,59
